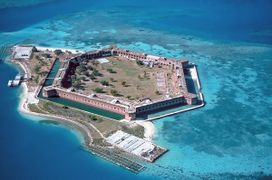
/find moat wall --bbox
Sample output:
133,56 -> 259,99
50,88 -> 129,115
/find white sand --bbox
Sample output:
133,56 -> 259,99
35,46 -> 85,54
18,82 -> 95,144
135,120 -> 155,141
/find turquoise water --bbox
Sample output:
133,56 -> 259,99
43,58 -> 60,86
45,97 -> 124,120
1,0 -> 272,179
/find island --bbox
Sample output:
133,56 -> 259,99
10,44 -> 204,173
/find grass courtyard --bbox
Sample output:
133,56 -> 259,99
70,56 -> 174,101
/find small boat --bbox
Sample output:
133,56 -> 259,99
7,80 -> 12,87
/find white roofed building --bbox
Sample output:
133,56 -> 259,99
13,46 -> 34,60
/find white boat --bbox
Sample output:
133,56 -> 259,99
7,80 -> 13,87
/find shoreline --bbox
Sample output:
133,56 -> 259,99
18,82 -> 92,145
135,120 -> 155,141
35,46 -> 85,54
17,80 -> 155,142
13,54 -> 156,142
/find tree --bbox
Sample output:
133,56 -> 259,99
71,75 -> 81,89
93,68 -> 102,76
71,75 -> 76,82
93,87 -> 104,93
110,78 -> 115,82
34,75 -> 39,83
83,71 -> 89,77
89,115 -> 98,121
155,90 -> 161,95
87,65 -> 93,70
78,63 -> 87,72
54,49 -> 63,56
91,60 -> 99,66
110,89 -> 119,96
89,73 -> 96,80
107,68 -> 116,73
34,64 -> 41,74
72,80 -> 81,89
136,60 -> 144,66
121,81 -> 127,86
76,63 -> 87,74
100,80 -> 109,86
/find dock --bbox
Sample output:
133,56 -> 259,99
106,130 -> 167,162
7,74 -> 23,87
86,145 -> 145,173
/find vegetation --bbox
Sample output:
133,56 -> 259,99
93,68 -> 102,76
87,64 -> 94,70
34,64 -> 41,74
121,81 -> 127,86
65,56 -> 170,101
100,80 -> 109,86
54,49 -> 63,56
107,68 -> 116,73
93,87 -> 104,93
110,78 -> 116,82
71,75 -> 82,89
126,95 -> 134,100
110,89 -> 120,96
76,63 -> 87,74
136,60 -> 144,66
34,75 -> 39,84
91,60 -> 99,66
89,115 -> 103,123
155,90 -> 161,95
121,125 -> 145,138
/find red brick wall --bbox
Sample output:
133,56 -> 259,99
55,89 -> 127,115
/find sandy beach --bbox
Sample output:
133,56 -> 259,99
35,46 -> 85,54
135,120 -> 155,141
18,82 -> 93,144
13,48 -> 155,146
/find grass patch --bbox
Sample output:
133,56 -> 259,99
121,125 -> 145,138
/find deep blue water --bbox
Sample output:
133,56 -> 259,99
0,0 -> 272,179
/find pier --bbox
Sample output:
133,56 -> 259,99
7,74 -> 24,87
86,145 -> 145,173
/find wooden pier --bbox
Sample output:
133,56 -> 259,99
7,74 -> 23,87
86,145 -> 145,173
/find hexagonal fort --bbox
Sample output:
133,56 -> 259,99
43,46 -> 199,120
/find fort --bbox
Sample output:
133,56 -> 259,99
41,45 -> 203,120
10,44 -> 204,171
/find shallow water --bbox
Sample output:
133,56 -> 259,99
0,0 -> 272,179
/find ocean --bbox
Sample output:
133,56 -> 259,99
0,0 -> 272,179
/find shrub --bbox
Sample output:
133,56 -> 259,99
89,115 -> 98,121
136,60 -> 144,66
100,80 -> 109,86
110,78 -> 115,82
93,68 -> 102,76
107,68 -> 116,73
121,81 -> 126,86
34,64 -> 41,74
54,49 -> 63,56
155,90 -> 161,95
93,87 -> 104,93
110,89 -> 119,96
72,80 -> 81,89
